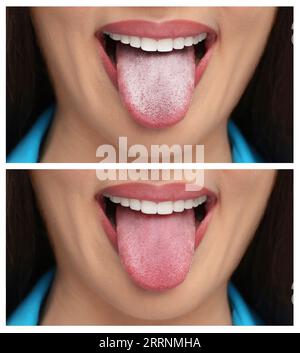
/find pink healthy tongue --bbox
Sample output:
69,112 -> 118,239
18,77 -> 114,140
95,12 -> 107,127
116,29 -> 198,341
116,206 -> 195,291
116,43 -> 195,128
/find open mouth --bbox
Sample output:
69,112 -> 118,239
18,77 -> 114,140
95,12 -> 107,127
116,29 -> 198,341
95,20 -> 217,128
101,31 -> 207,69
96,183 -> 217,292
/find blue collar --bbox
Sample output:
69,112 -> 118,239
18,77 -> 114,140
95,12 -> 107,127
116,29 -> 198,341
7,270 -> 261,325
7,106 -> 261,163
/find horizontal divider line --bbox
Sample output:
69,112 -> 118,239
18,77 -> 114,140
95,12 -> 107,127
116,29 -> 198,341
5,163 -> 294,170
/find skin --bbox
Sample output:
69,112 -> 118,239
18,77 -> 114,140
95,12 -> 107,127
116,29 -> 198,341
29,7 -> 276,162
30,169 -> 276,325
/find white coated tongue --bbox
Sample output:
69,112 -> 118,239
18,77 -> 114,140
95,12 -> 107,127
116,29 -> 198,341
116,206 -> 196,291
116,43 -> 195,128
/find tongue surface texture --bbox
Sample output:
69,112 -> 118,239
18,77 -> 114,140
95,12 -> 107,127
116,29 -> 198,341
116,44 -> 195,128
116,206 -> 195,291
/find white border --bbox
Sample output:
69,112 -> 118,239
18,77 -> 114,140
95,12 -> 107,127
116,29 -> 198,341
3,1 -> 298,7
2,0 -> 298,333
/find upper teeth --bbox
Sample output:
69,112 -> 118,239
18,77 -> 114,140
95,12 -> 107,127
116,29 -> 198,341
104,195 -> 207,215
104,32 -> 207,53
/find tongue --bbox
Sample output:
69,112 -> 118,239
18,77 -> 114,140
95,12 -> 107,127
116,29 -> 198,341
116,43 -> 195,128
116,207 -> 195,291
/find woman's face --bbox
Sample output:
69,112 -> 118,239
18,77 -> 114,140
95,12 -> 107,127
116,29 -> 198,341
31,170 -> 276,322
30,7 -> 276,162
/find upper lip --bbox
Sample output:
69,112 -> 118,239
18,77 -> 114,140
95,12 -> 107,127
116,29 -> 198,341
98,182 -> 217,203
100,19 -> 217,40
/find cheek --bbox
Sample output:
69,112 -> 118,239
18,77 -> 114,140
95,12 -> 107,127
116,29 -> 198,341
195,7 -> 276,129
30,8 -> 96,75
218,7 -> 276,30
217,7 -> 276,61
30,170 -> 109,271
31,170 -> 94,194
31,8 -> 93,29
30,170 -> 98,233
219,170 -> 276,202
214,170 -> 276,265
31,8 -> 113,121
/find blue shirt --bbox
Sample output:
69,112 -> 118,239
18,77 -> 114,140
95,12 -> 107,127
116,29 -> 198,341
7,106 -> 261,163
7,269 -> 262,325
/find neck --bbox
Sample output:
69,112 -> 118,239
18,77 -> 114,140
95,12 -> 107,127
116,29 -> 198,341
40,107 -> 232,163
40,269 -> 232,325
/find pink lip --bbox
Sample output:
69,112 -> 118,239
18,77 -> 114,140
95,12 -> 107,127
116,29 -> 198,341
102,20 -> 216,39
95,19 -> 217,88
96,182 -> 217,251
102,182 -> 215,202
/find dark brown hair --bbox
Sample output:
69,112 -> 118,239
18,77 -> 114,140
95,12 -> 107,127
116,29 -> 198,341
6,7 -> 293,162
6,170 -> 293,324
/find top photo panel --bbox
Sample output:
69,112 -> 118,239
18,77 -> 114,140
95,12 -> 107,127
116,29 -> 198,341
6,7 -> 293,163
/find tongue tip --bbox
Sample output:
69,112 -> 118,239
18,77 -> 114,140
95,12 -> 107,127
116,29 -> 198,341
122,101 -> 191,129
124,262 -> 192,292
134,278 -> 187,292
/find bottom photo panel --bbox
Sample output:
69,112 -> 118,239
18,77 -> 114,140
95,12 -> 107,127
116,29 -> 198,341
6,169 -> 293,326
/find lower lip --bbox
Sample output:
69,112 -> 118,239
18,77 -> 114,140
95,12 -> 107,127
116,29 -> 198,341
96,185 -> 217,251
95,28 -> 216,89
